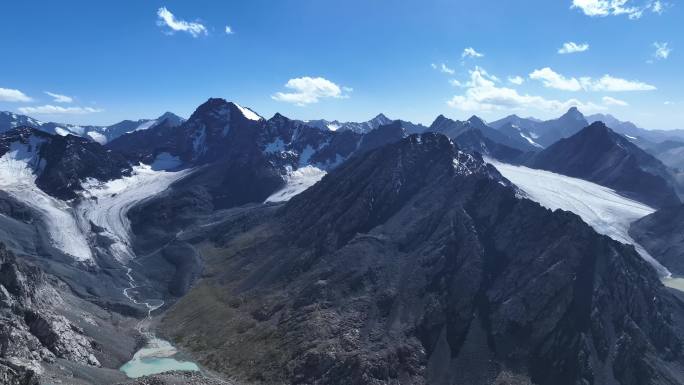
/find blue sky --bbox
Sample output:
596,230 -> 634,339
0,0 -> 681,129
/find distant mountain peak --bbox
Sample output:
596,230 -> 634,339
467,115 -> 487,126
563,106 -> 585,120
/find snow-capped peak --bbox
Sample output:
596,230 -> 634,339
235,103 -> 262,121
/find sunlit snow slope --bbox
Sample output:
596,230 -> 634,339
488,159 -> 670,277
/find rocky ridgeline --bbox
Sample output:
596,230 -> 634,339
0,244 -> 100,383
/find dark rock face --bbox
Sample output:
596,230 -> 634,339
630,204 -> 684,275
528,122 -> 680,208
0,244 -> 101,376
161,134 -> 684,385
451,128 -> 525,163
0,127 -> 132,200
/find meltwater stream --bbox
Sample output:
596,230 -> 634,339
119,267 -> 199,378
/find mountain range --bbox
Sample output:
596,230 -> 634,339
1,99 -> 684,385
0,110 -> 185,144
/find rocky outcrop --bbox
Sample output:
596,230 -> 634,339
0,359 -> 38,385
162,134 -> 684,385
0,244 -> 101,378
630,204 -> 684,275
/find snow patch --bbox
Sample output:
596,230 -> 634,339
265,165 -> 326,202
298,145 -> 315,167
488,159 -> 670,277
87,131 -> 107,144
54,127 -> 70,136
235,103 -> 262,121
264,138 -> 286,154
519,132 -> 543,148
132,120 -> 157,132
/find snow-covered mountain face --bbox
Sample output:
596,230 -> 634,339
0,111 -> 185,144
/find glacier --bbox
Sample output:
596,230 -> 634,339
0,139 -> 94,262
77,157 -> 193,262
488,159 -> 671,277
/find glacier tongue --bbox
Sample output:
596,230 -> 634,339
77,160 -> 193,262
0,140 -> 94,262
487,159 -> 670,277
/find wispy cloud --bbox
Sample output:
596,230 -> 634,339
18,105 -> 102,115
45,91 -> 73,103
0,87 -> 32,102
432,63 -> 455,75
157,7 -> 208,37
529,67 -> 656,91
558,41 -> 590,54
447,67 -> 603,113
225,26 -> 234,35
602,96 -> 629,106
571,0 -> 666,19
272,76 -> 350,106
652,0 -> 665,14
508,76 -> 525,85
653,42 -> 671,60
462,47 -> 484,59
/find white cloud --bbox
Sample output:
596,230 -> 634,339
558,42 -> 590,54
587,74 -> 656,91
449,79 -> 463,87
447,67 -> 603,113
45,91 -> 73,103
571,0 -> 665,19
0,87 -> 32,102
225,26 -> 234,35
508,76 -> 525,85
653,42 -> 671,60
529,67 -> 656,92
462,47 -> 484,59
157,7 -> 208,37
602,96 -> 629,106
530,68 -> 583,91
272,77 -> 349,106
18,105 -> 102,115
